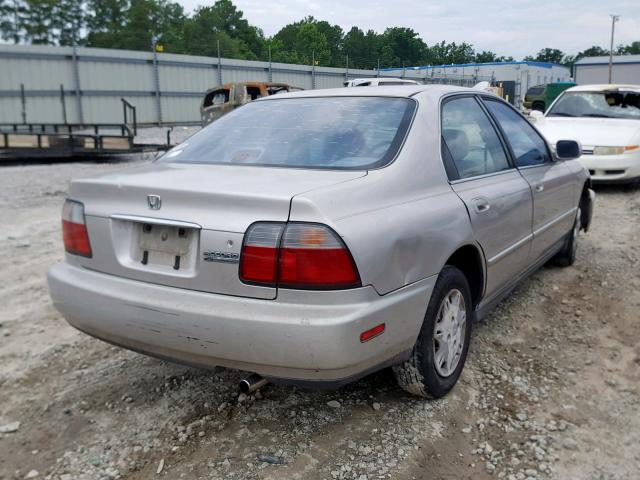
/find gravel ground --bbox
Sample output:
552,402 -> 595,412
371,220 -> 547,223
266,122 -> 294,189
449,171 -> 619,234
1,134 -> 639,480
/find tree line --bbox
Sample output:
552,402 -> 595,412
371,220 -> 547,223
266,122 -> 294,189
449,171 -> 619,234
525,45 -> 640,65
1,0 -> 638,69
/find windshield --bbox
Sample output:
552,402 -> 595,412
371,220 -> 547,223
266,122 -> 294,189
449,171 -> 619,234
547,91 -> 640,120
162,96 -> 416,169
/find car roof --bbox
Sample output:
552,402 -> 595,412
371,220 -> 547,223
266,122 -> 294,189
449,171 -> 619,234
350,77 -> 416,82
566,84 -> 640,93
259,84 -> 477,100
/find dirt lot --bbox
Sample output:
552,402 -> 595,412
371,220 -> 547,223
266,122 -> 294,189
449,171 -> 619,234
1,149 -> 639,480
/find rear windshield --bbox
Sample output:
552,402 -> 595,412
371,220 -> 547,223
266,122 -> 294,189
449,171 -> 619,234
547,91 -> 640,120
163,96 -> 416,170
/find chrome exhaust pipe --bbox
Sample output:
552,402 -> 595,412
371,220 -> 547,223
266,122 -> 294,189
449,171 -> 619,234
239,373 -> 268,394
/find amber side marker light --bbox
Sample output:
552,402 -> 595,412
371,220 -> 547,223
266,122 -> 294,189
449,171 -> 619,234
360,323 -> 385,343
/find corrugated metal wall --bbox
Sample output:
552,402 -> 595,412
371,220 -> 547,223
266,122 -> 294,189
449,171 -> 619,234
575,63 -> 640,85
1,44 -> 448,126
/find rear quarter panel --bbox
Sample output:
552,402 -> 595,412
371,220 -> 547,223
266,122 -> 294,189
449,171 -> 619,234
289,92 -> 478,295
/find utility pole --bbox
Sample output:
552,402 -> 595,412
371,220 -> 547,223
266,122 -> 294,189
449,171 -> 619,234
608,14 -> 620,83
217,39 -> 222,85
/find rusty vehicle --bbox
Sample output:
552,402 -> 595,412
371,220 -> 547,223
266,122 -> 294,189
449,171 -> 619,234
200,82 -> 303,125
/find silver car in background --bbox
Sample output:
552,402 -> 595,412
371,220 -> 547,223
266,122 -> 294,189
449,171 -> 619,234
48,86 -> 595,398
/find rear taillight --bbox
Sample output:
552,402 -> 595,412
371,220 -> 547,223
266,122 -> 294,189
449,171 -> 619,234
239,223 -> 284,285
239,222 -> 360,289
62,199 -> 92,257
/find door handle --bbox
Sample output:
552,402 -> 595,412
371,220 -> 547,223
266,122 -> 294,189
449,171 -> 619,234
472,197 -> 491,213
534,183 -> 545,193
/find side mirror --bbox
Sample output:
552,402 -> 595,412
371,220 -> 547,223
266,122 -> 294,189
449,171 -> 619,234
529,110 -> 544,121
556,140 -> 581,160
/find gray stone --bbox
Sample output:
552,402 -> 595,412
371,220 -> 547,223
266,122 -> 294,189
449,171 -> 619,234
0,421 -> 20,433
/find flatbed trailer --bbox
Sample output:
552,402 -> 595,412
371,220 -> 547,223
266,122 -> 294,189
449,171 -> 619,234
0,100 -> 172,160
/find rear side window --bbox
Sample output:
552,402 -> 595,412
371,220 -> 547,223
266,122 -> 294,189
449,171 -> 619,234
163,97 -> 416,170
484,99 -> 550,167
441,96 -> 511,180
527,87 -> 545,96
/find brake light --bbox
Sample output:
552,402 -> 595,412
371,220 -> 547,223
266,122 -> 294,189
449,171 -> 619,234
62,199 -> 92,257
239,222 -> 360,289
239,223 -> 284,285
278,224 -> 360,288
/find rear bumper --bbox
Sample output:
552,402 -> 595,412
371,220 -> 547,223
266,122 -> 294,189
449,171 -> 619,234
48,262 -> 434,384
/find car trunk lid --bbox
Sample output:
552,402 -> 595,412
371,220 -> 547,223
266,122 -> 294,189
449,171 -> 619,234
69,163 -> 366,299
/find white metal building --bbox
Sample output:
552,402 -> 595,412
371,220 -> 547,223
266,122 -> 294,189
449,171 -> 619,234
574,55 -> 640,85
382,61 -> 572,106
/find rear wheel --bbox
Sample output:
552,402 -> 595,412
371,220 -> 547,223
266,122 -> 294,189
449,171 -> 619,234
393,266 -> 473,398
532,101 -> 545,112
554,206 -> 581,267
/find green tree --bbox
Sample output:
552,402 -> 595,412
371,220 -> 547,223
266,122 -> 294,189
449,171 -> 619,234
380,27 -> 427,66
21,0 -> 57,44
195,0 -> 263,57
524,47 -> 565,64
473,51 -> 512,63
272,16 -> 342,66
312,18 -> 343,66
296,22 -> 330,64
180,4 -> 255,58
474,50 -> 498,63
578,45 -> 608,58
343,27 -> 381,69
54,0 -> 85,46
448,42 -> 475,64
0,0 -> 24,43
618,41 -> 640,55
427,41 -> 475,65
85,0 -> 128,48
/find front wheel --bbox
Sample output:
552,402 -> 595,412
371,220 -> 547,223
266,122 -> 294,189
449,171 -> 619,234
393,266 -> 473,398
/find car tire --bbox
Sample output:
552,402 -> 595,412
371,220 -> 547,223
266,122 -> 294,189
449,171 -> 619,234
532,101 -> 545,112
393,266 -> 473,398
554,206 -> 581,267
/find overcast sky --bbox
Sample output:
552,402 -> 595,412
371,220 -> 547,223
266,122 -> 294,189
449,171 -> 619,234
178,0 -> 640,60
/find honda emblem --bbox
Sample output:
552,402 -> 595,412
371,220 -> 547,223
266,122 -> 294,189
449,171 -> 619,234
147,194 -> 162,210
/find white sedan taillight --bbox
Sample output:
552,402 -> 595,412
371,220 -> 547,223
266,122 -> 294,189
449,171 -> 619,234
62,199 -> 92,257
239,222 -> 360,289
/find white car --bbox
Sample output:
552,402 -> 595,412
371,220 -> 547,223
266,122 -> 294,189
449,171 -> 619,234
344,78 -> 420,87
531,84 -> 640,184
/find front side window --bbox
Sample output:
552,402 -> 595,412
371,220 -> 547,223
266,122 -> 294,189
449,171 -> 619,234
441,96 -> 511,180
484,99 -> 550,167
163,97 -> 416,170
547,91 -> 640,120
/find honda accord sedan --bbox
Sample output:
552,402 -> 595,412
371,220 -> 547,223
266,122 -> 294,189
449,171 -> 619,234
532,84 -> 640,184
48,85 -> 595,398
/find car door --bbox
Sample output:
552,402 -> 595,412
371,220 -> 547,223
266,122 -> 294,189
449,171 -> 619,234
441,95 -> 534,299
482,98 -> 576,263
